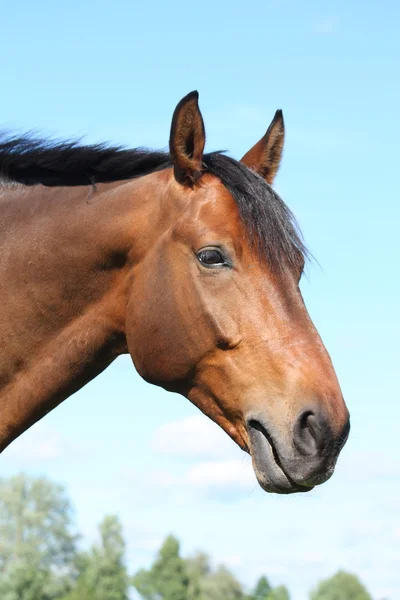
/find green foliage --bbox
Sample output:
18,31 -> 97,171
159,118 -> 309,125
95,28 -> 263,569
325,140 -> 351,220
310,570 -> 372,600
133,538 -> 245,600
0,474 -> 77,570
0,474 -> 375,600
0,474 -> 78,600
249,576 -> 289,600
132,535 -> 189,600
185,552 -> 211,600
198,565 -> 245,600
61,515 -> 129,600
0,561 -> 55,600
92,515 -> 129,600
251,575 -> 272,599
267,585 -> 290,600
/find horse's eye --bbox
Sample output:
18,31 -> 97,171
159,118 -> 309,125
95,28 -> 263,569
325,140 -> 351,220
197,248 -> 227,267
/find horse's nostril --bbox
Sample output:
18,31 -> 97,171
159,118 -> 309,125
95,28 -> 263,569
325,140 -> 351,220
293,410 -> 329,456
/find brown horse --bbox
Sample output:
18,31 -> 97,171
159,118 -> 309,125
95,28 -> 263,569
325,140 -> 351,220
0,92 -> 349,494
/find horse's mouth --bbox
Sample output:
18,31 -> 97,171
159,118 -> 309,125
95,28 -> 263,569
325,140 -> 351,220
247,419 -> 313,495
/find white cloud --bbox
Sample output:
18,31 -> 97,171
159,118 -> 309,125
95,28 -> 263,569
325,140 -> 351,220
147,470 -> 178,489
221,554 -> 244,569
123,460 -> 257,505
3,422 -> 67,462
187,459 -> 253,489
141,416 -> 259,502
186,458 -> 256,501
152,415 -> 241,460
340,450 -> 400,482
132,535 -> 165,553
152,416 -> 257,500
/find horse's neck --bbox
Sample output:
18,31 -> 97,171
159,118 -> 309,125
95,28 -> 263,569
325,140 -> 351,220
0,178 -> 153,451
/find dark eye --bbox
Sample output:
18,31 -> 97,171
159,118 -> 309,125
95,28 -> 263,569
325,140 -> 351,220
197,248 -> 228,268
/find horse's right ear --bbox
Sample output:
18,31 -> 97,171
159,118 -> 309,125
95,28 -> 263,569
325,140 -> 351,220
169,91 -> 206,187
240,109 -> 285,185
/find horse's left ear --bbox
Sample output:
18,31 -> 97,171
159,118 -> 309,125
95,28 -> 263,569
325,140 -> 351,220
169,91 -> 206,187
240,110 -> 285,184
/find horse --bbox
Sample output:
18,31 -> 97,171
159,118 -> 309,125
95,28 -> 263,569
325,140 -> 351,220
0,91 -> 350,494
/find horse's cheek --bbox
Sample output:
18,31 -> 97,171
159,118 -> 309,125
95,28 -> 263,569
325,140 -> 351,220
124,284 -> 197,385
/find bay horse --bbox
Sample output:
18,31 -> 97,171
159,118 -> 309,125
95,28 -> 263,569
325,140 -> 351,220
0,92 -> 349,494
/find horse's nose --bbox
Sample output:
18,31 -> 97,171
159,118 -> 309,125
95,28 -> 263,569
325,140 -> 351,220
293,408 -> 350,457
246,406 -> 350,492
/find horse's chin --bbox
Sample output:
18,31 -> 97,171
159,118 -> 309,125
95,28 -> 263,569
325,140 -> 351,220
248,421 -> 314,495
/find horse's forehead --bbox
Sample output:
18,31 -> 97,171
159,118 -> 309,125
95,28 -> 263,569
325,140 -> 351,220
187,177 -> 241,231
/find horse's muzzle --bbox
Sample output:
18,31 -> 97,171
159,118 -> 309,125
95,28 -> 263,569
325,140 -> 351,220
246,410 -> 350,494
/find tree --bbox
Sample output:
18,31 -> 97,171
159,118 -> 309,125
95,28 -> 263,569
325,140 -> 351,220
0,474 -> 78,600
132,535 -> 189,600
133,537 -> 248,600
199,565 -> 245,600
251,576 -> 272,600
268,585 -> 290,600
184,552 -> 246,600
0,561 -> 55,600
62,515 -> 129,600
185,552 -> 211,600
93,515 -> 129,600
310,570 -> 372,600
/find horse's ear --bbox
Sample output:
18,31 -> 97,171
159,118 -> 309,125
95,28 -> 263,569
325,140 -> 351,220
169,91 -> 206,187
240,110 -> 285,184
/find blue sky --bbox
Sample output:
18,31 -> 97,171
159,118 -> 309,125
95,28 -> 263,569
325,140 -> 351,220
1,1 -> 399,598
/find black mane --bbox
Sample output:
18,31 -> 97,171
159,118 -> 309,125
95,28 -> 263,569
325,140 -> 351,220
0,136 -> 171,186
0,134 -> 307,270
